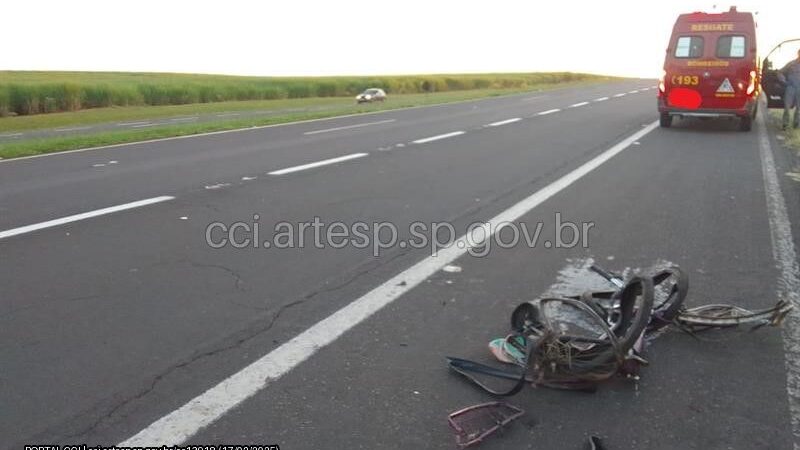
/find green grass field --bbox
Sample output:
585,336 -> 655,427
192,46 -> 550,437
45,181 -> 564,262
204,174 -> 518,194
0,71 -> 618,159
0,70 -> 607,117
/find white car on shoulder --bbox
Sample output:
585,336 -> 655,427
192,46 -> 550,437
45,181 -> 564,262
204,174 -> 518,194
356,88 -> 386,103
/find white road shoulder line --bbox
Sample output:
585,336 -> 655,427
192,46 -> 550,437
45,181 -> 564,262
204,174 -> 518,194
757,112 -> 800,446
594,97 -> 609,102
412,131 -> 465,144
537,108 -> 561,116
268,153 -> 368,175
54,126 -> 92,132
119,120 -> 659,446
303,119 -> 395,135
486,118 -> 521,127
0,196 -> 175,240
569,101 -> 589,108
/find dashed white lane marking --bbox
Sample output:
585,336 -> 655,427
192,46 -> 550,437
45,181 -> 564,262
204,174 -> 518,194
537,108 -> 561,116
131,123 -> 159,128
268,152 -> 369,175
569,101 -> 589,108
412,131 -> 465,144
0,196 -> 175,241
170,117 -> 199,122
756,112 -> 800,447
54,126 -> 92,132
118,121 -> 659,446
613,93 -> 627,98
216,113 -> 241,118
204,183 -> 232,190
594,97 -> 609,102
0,132 -> 23,138
303,119 -> 396,135
486,118 -> 521,127
117,121 -> 152,127
628,90 -> 640,94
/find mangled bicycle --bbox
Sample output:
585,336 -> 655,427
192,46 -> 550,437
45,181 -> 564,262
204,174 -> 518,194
447,263 -> 792,396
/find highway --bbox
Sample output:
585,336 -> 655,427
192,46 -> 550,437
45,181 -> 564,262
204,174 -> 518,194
2,80 -> 799,449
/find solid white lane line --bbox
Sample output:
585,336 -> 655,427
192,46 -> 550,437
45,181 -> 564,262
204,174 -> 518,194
594,97 -> 609,102
268,153 -> 368,175
486,118 -> 521,127
131,123 -> 159,128
119,121 -> 659,447
0,196 -> 175,240
537,108 -> 561,116
170,117 -> 199,122
757,112 -> 800,445
569,101 -> 589,108
613,93 -> 626,98
117,121 -> 152,127
54,126 -> 92,132
303,119 -> 396,135
412,131 -> 465,144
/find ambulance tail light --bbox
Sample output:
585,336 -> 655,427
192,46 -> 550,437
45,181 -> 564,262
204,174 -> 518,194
658,70 -> 667,96
746,70 -> 757,96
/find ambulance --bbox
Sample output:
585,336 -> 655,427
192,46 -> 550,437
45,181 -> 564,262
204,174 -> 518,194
657,7 -> 759,131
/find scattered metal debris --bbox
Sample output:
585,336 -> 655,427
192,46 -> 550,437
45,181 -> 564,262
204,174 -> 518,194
585,436 -> 608,450
448,402 -> 524,448
448,262 -> 792,396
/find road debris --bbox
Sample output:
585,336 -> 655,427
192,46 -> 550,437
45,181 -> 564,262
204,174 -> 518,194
448,402 -> 524,448
443,264 -> 463,273
585,436 -> 608,450
447,262 -> 792,396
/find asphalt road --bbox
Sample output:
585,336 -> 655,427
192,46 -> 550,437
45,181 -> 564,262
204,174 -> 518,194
2,80 -> 799,450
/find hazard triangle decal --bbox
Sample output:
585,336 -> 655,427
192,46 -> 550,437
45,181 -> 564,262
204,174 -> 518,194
717,78 -> 735,93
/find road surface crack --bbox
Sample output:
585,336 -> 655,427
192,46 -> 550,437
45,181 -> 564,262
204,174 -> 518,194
62,250 -> 412,441
190,262 -> 246,292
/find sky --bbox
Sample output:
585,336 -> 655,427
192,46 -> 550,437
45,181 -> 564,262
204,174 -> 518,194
4,0 -> 799,78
